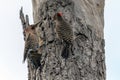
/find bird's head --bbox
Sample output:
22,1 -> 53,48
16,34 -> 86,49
57,12 -> 62,17
23,26 -> 36,41
53,12 -> 63,20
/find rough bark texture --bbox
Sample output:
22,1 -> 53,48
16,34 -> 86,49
22,0 -> 106,80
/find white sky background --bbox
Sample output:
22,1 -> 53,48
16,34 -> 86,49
105,0 -> 120,80
0,0 -> 119,80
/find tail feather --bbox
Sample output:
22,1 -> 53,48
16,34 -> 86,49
61,44 -> 69,59
23,52 -> 27,63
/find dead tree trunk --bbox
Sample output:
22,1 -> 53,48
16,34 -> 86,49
20,0 -> 106,80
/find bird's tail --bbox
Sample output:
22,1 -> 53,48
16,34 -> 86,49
61,44 -> 70,59
23,52 -> 27,63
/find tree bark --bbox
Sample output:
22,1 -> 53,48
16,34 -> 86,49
23,0 -> 106,80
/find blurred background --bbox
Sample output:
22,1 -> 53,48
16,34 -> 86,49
0,0 -> 119,80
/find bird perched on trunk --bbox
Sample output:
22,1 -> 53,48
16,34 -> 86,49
53,12 -> 73,59
23,25 -> 39,63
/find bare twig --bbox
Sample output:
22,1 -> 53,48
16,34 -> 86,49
26,15 -> 30,27
19,7 -> 26,29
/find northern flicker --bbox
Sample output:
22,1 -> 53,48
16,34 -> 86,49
53,12 -> 73,59
23,25 -> 39,63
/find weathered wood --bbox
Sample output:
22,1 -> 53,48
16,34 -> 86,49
22,0 -> 106,80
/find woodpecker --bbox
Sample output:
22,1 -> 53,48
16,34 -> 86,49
23,25 -> 39,63
53,12 -> 73,59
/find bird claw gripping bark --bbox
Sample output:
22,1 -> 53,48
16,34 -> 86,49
22,23 -> 43,69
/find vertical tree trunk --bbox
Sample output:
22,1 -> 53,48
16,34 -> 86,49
25,0 -> 106,80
